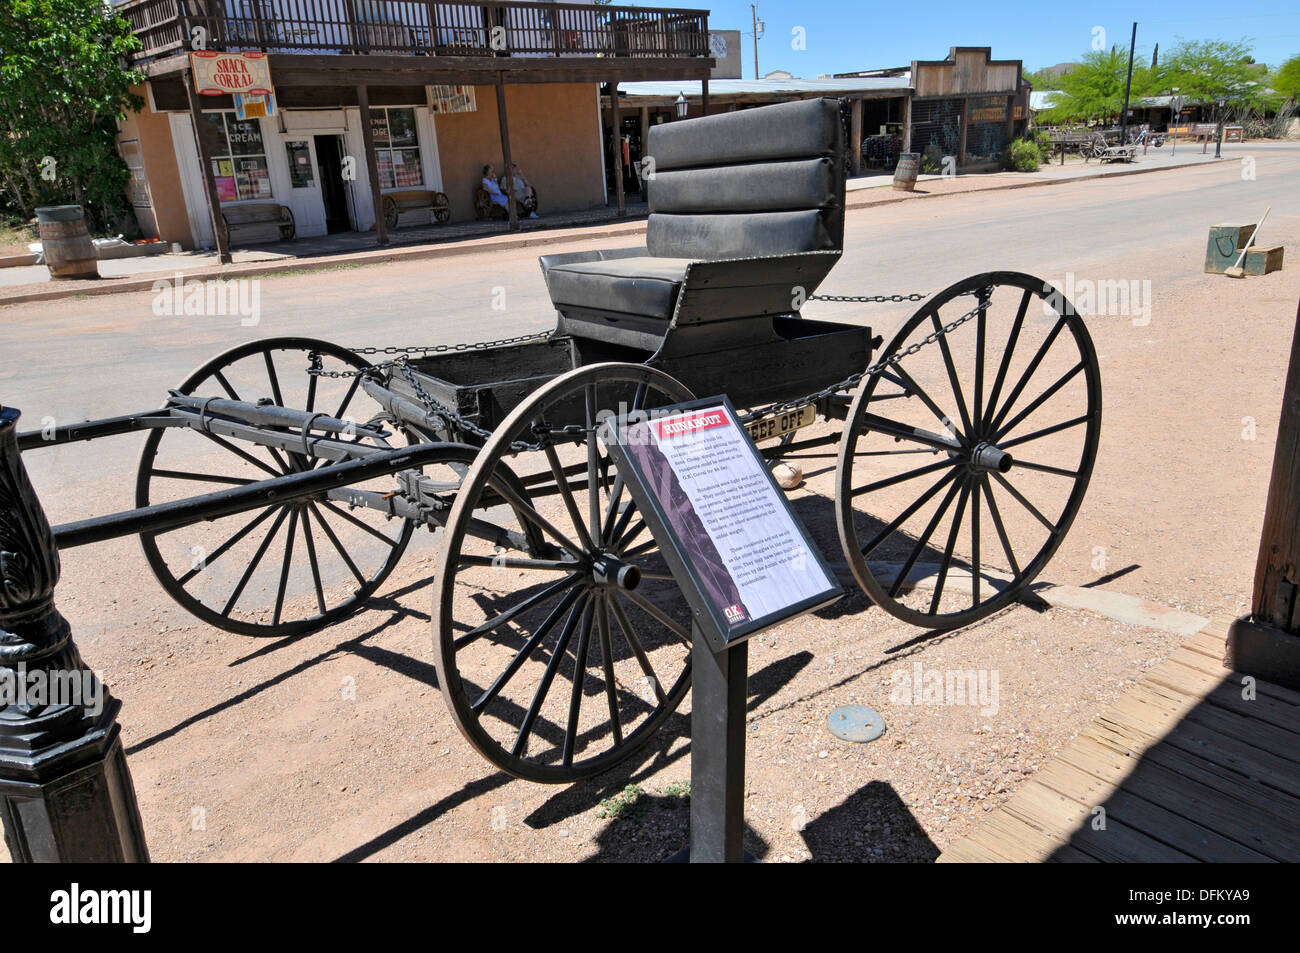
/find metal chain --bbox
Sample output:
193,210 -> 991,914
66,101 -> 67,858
808,292 -> 928,304
737,292 -> 990,423
302,289 -> 979,448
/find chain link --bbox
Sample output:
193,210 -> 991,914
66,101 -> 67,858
303,288 -> 978,448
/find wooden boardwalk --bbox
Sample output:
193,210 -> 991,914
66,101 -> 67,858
940,616 -> 1300,862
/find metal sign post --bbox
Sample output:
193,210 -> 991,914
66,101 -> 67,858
603,396 -> 842,862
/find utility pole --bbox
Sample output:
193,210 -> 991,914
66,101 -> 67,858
1119,21 -> 1137,144
750,4 -> 762,80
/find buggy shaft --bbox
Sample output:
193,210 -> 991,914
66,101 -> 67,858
51,441 -> 457,549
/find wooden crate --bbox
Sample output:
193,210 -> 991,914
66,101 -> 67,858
1245,245 -> 1284,276
1204,223 -> 1257,273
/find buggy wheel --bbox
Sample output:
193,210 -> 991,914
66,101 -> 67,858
434,364 -> 695,782
432,192 -> 451,224
136,338 -> 416,637
835,272 -> 1102,630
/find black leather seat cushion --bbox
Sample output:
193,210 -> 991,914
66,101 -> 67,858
543,256 -> 691,319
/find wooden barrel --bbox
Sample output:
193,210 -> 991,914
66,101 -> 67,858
893,153 -> 920,191
36,205 -> 99,279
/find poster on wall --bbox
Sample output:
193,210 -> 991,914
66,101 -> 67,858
191,51 -> 274,96
234,91 -> 276,120
426,85 -> 477,114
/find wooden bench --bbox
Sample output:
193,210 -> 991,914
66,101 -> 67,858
382,189 -> 451,229
221,203 -> 295,245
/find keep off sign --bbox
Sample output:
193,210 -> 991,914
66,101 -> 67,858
191,51 -> 273,96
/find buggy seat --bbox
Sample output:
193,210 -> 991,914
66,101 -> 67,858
540,98 -> 846,351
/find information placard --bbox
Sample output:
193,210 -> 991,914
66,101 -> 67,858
604,396 -> 842,649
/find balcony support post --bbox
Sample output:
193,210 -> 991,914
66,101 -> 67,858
183,68 -> 232,264
608,79 -> 625,216
494,78 -> 520,231
356,84 -> 389,246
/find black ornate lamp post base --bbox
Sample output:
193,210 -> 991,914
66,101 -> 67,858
0,405 -> 149,862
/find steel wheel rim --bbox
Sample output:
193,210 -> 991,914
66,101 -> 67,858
836,272 -> 1102,629
136,338 -> 415,637
434,363 -> 696,783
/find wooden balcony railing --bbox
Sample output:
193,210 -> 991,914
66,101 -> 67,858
117,0 -> 710,64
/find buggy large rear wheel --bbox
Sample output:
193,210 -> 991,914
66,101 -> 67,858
136,338 -> 416,636
434,364 -> 695,782
836,272 -> 1102,630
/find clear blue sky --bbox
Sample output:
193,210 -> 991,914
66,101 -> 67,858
706,0 -> 1300,77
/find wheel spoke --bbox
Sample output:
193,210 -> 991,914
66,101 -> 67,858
150,468 -> 255,487
197,431 -> 281,479
852,456 -> 958,497
928,478 -> 971,614
993,361 -> 1086,442
454,573 -> 583,650
596,599 -> 624,746
973,288 -> 989,431
1013,459 -> 1080,479
607,593 -> 667,704
970,476 -> 981,607
319,500 -> 401,546
987,317 -> 1066,435
618,588 -> 690,646
272,509 -> 300,626
511,591 -> 589,758
983,288 -> 1031,430
980,476 -> 1020,576
306,503 -> 368,587
263,351 -> 285,407
333,374 -> 362,422
586,384 -> 602,539
997,413 -> 1092,451
483,471 -> 585,559
890,364 -> 959,436
601,474 -> 626,545
211,370 -> 240,401
300,511 -> 328,614
562,600 -> 596,767
222,506 -> 289,615
858,467 -> 960,557
471,586 -> 584,714
888,477 -> 963,598
540,438 -> 597,552
992,472 -> 1056,532
618,518 -> 647,552
932,310 -> 973,436
177,505 -> 278,585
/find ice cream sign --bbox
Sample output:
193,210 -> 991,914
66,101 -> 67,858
190,51 -> 273,96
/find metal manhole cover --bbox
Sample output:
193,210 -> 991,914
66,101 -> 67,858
827,704 -> 886,743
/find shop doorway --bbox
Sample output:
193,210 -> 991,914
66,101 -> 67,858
313,134 -> 350,233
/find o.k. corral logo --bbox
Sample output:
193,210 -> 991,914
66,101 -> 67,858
190,50 -> 273,96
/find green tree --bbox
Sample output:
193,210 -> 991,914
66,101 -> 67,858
1037,48 -> 1153,124
0,0 -> 144,231
1272,54 -> 1300,100
1155,39 -> 1266,108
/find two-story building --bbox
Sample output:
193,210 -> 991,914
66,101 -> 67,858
113,0 -> 714,259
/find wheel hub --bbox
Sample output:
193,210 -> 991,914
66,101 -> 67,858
969,441 -> 1013,474
591,552 -> 641,590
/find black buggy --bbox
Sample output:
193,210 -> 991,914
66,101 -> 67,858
22,99 -> 1101,782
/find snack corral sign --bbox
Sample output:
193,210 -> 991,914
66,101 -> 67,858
190,51 -> 273,96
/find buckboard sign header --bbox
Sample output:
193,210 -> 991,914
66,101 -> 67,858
604,397 -> 841,650
191,51 -> 273,96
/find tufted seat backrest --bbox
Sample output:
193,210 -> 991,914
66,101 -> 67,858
644,97 -> 845,261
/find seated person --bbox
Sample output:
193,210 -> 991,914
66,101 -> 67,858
480,164 -> 509,212
504,163 -> 538,218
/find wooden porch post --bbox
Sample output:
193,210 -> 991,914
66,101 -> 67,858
183,69 -> 231,264
1227,300 -> 1300,688
608,79 -> 625,216
701,78 -> 710,116
494,79 -> 519,230
901,94 -> 912,153
850,98 -> 863,175
356,84 -> 388,246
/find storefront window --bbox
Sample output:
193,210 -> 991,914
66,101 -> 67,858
201,112 -> 272,202
285,140 -> 315,188
368,107 -> 425,189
